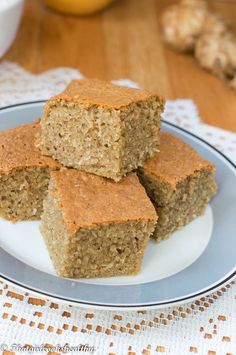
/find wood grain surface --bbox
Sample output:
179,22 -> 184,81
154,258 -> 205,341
3,0 -> 236,132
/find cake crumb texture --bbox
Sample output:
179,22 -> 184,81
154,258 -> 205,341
40,169 -> 157,278
0,122 -> 59,221
140,132 -> 215,188
138,132 -> 217,241
39,79 -> 164,181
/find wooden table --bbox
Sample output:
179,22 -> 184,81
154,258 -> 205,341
3,0 -> 236,132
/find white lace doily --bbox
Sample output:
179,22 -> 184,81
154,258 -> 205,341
0,61 -> 235,355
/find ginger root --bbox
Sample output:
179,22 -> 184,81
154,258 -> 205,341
195,32 -> 236,82
161,0 -> 236,89
161,0 -> 207,52
202,13 -> 229,36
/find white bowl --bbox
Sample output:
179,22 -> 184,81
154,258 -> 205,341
0,0 -> 24,58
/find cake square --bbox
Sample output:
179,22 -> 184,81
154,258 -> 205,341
138,132 -> 217,241
38,79 -> 165,181
0,122 -> 59,221
40,169 -> 157,278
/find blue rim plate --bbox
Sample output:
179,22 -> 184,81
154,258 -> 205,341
0,101 -> 235,310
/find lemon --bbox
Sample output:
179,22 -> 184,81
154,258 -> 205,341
43,0 -> 114,15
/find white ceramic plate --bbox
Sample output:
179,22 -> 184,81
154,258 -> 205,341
0,101 -> 235,310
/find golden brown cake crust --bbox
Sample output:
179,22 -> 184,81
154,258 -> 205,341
141,132 -> 215,187
0,122 -> 60,173
46,79 -> 165,110
50,169 -> 157,233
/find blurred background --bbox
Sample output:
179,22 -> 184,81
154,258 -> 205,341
1,0 -> 236,131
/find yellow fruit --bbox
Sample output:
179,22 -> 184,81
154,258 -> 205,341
43,0 -> 114,15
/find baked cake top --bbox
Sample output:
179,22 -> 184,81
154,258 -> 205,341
46,79 -> 165,110
0,122 -> 59,173
50,169 -> 157,233
141,132 -> 215,187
